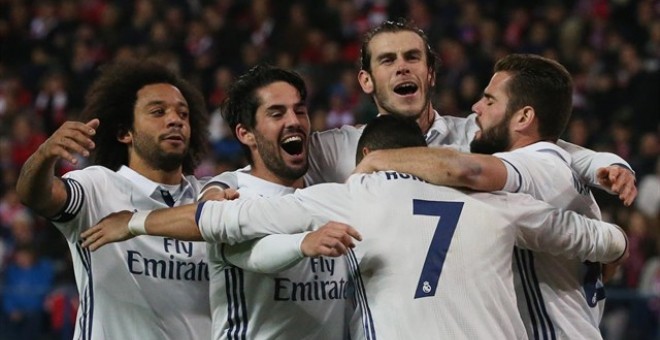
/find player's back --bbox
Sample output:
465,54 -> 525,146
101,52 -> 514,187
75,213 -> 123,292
199,170 -> 623,339
496,142 -> 605,339
345,171 -> 527,339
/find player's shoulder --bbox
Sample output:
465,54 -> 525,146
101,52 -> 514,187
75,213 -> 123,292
183,174 -> 206,189
435,112 -> 476,126
345,171 -> 428,191
472,190 -> 546,212
498,142 -> 571,167
59,166 -> 131,200
62,165 -> 116,182
310,124 -> 364,141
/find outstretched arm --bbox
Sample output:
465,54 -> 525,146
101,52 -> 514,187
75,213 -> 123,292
557,140 -> 637,205
81,199 -> 361,254
81,204 -> 204,249
16,119 -> 99,217
354,147 -> 508,191
511,193 -> 628,264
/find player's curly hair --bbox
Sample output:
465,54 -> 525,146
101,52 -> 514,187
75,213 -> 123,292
221,64 -> 307,164
80,60 -> 209,174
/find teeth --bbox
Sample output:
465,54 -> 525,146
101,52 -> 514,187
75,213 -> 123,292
282,136 -> 302,143
396,82 -> 415,88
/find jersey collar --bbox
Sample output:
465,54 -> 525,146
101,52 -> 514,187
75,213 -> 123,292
117,165 -> 194,204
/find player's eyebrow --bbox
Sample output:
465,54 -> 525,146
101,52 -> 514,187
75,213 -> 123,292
145,100 -> 189,108
265,100 -> 306,111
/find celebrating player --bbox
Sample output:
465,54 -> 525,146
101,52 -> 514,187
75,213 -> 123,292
355,53 -> 621,339
15,61 -> 212,339
198,65 -> 353,339
80,114 -> 628,339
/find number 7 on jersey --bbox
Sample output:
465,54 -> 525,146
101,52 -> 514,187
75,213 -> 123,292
413,199 -> 464,299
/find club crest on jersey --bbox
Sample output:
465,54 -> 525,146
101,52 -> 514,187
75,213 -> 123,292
422,281 -> 432,294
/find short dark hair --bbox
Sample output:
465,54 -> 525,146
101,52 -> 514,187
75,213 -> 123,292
80,60 -> 209,174
360,19 -> 438,74
494,54 -> 573,141
356,115 -> 427,164
222,64 -> 307,163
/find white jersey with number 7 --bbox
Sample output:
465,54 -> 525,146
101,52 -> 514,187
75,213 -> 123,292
197,171 -> 627,340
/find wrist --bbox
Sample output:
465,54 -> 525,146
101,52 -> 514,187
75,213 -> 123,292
128,211 -> 151,236
197,182 -> 231,201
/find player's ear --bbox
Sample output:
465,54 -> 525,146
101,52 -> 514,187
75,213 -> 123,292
358,70 -> 374,94
428,66 -> 436,87
236,123 -> 255,147
356,146 -> 370,164
510,106 -> 535,132
515,106 -> 535,131
117,126 -> 132,144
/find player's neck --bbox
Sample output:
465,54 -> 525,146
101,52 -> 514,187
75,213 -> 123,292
509,133 -> 545,151
417,105 -> 435,135
250,167 -> 305,189
128,159 -> 183,185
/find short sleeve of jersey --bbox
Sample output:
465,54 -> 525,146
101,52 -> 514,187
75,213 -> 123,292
51,177 -> 85,223
305,125 -> 364,185
494,147 -> 573,200
205,170 -> 240,190
51,166 -> 114,242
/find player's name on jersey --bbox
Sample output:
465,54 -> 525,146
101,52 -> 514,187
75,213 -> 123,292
126,250 -> 210,281
382,171 -> 426,182
273,257 -> 349,302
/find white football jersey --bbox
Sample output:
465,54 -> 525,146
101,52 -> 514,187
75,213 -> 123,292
305,112 -> 478,184
207,170 -> 350,340
496,142 -> 605,339
305,112 -> 631,188
52,166 -> 211,340
197,172 -> 626,340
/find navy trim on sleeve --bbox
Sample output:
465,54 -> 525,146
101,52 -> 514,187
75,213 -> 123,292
499,158 -> 523,193
51,178 -> 85,222
202,181 -> 230,191
195,201 -> 206,225
610,163 -> 636,177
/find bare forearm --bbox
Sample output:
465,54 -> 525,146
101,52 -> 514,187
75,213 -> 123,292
145,204 -> 204,241
17,119 -> 99,217
358,147 -> 505,191
16,148 -> 64,217
358,147 -> 463,183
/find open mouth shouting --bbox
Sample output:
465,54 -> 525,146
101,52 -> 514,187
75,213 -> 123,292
280,134 -> 305,157
393,81 -> 419,96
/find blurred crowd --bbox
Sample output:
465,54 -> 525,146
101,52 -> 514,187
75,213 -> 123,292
0,0 -> 658,339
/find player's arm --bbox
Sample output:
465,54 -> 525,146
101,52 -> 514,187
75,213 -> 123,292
82,190 -> 361,252
16,119 -> 99,217
512,193 -> 628,264
196,172 -> 240,201
81,204 -> 204,249
224,224 -> 359,274
557,139 -> 637,206
354,146 -> 508,191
